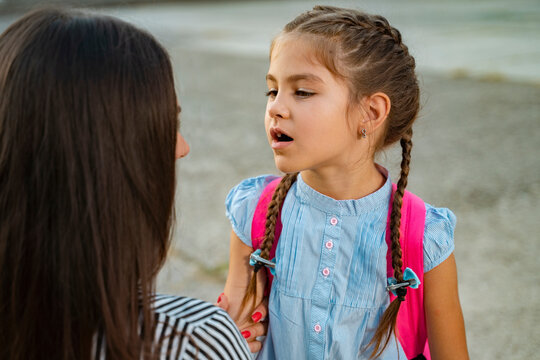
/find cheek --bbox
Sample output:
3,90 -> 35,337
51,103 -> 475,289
264,102 -> 272,123
323,102 -> 355,133
302,114 -> 354,145
264,112 -> 271,130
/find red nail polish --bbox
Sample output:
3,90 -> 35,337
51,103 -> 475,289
217,292 -> 224,303
251,312 -> 262,323
241,330 -> 251,339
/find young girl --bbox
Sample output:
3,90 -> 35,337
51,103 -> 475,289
223,6 -> 468,360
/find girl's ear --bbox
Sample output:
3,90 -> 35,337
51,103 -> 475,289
359,92 -> 391,136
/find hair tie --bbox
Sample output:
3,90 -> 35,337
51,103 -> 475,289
386,267 -> 420,300
249,249 -> 276,275
396,287 -> 407,301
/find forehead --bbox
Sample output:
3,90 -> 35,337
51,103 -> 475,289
268,35 -> 338,84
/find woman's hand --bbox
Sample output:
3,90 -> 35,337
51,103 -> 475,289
216,293 -> 269,353
219,230 -> 270,352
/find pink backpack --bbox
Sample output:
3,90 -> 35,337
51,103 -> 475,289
251,178 -> 430,360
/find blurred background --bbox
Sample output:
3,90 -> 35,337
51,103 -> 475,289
1,0 -> 538,358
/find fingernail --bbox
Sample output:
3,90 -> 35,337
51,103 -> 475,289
217,293 -> 224,303
241,330 -> 251,339
251,312 -> 262,323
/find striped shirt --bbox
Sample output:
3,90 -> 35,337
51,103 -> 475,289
94,294 -> 251,360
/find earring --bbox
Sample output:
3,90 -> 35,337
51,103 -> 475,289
361,129 -> 367,138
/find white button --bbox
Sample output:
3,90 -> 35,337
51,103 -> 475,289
325,240 -> 333,250
314,323 -> 322,333
322,267 -> 330,277
330,217 -> 338,226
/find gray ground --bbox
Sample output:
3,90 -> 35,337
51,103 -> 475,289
1,0 -> 539,358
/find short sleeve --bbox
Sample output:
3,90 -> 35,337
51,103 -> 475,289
225,175 -> 279,247
423,204 -> 456,272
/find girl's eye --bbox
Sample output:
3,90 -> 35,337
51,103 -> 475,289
265,89 -> 278,97
296,90 -> 314,98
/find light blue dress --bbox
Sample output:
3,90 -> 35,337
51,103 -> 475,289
226,171 -> 455,360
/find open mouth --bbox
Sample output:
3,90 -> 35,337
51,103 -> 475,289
271,128 -> 294,142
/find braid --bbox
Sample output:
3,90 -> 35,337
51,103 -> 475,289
300,6 -> 405,48
371,15 -> 402,44
259,173 -> 298,259
368,128 -> 413,358
240,173 -> 298,314
389,128 -> 413,283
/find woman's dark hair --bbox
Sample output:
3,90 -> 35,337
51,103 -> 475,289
243,6 -> 420,358
0,8 -> 178,359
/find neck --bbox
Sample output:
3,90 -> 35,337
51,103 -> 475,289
300,162 -> 385,200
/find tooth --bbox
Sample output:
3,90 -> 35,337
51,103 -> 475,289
277,133 -> 282,138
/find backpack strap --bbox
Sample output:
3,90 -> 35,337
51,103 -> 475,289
251,177 -> 283,295
386,184 -> 430,360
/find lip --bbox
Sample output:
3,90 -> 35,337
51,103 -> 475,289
269,127 -> 294,150
271,139 -> 293,149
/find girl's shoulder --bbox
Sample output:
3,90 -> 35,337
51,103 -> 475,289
422,203 -> 457,272
225,175 -> 280,247
226,175 -> 280,204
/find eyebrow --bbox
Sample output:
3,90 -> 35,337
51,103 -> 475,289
266,73 -> 324,84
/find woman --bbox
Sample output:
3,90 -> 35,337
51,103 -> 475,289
0,8 -> 251,359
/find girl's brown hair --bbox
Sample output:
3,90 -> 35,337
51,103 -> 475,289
243,6 -> 420,358
0,8 -> 178,359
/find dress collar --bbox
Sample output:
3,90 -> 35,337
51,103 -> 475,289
294,166 -> 392,216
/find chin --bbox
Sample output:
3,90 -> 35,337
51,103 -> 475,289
274,156 -> 302,174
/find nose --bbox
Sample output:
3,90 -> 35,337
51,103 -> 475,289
175,132 -> 190,159
267,93 -> 290,120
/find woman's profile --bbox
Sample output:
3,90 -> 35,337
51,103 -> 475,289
0,8 -> 250,359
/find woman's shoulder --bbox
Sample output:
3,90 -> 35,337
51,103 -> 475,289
152,294 -> 238,331
152,294 -> 250,359
152,294 -> 222,322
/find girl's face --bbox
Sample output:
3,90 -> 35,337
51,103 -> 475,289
265,37 -> 363,175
